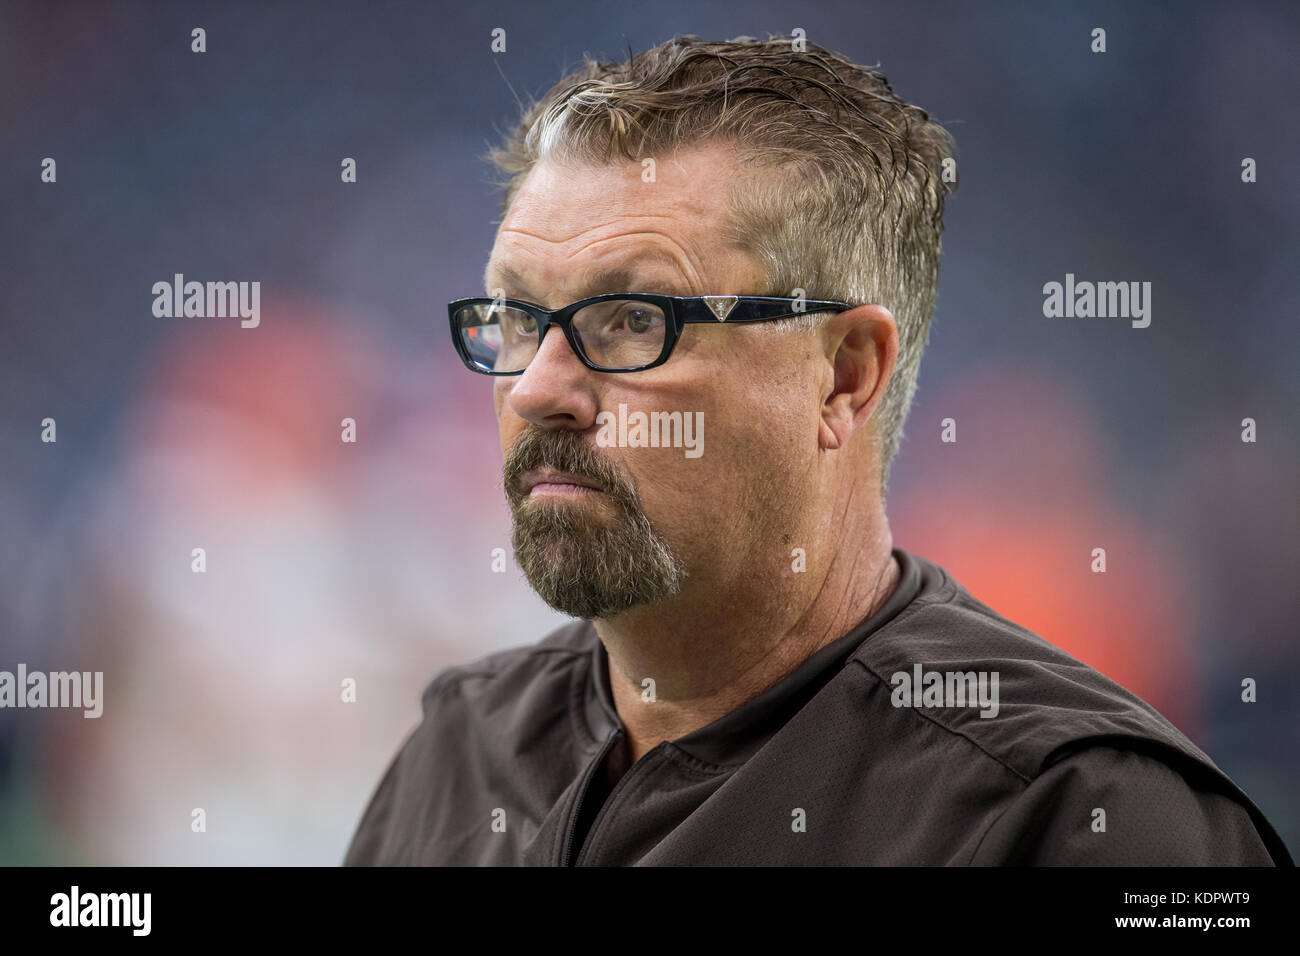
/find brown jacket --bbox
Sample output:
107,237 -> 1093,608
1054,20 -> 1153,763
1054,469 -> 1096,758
344,548 -> 1292,866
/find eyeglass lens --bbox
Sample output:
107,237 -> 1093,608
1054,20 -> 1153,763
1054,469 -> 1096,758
455,298 -> 668,372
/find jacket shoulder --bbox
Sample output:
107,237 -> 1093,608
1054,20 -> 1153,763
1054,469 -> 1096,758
344,618 -> 597,865
852,555 -> 1293,865
969,743 -> 1290,865
855,564 -> 1212,778
419,618 -> 596,717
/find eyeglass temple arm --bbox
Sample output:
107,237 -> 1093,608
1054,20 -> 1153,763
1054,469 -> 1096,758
675,296 -> 854,324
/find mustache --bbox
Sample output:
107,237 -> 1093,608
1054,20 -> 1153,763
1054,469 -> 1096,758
503,428 -> 638,508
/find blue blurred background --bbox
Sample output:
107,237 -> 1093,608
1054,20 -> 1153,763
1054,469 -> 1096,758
1,0 -> 1295,864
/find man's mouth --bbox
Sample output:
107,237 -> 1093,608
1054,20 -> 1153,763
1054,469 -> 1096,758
519,467 -> 607,499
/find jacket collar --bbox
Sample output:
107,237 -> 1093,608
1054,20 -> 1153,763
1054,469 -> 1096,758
583,547 -> 927,767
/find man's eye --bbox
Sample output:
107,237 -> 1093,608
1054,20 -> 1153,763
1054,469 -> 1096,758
501,310 -> 536,334
623,309 -> 654,333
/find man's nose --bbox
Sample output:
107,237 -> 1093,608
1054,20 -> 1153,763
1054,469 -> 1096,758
504,325 -> 600,430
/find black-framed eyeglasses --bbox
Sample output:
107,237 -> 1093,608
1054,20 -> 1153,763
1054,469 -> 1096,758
448,293 -> 855,374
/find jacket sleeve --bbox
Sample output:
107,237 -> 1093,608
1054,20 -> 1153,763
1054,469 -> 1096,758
341,723 -> 423,866
967,745 -> 1282,865
342,668 -> 469,866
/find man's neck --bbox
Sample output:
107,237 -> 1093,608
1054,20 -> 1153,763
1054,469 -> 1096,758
594,528 -> 899,765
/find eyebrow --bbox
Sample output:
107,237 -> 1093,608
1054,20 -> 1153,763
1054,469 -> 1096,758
485,252 -> 693,303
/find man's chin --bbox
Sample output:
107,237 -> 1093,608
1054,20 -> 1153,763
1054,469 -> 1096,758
512,537 -> 686,621
534,538 -> 590,568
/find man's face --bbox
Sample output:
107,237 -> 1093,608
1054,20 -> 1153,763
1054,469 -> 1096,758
488,144 -> 830,620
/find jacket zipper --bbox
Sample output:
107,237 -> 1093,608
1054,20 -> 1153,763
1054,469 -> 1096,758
559,729 -> 623,866
571,741 -> 668,867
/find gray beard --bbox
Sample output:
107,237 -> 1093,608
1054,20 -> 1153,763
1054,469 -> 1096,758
509,494 -> 685,620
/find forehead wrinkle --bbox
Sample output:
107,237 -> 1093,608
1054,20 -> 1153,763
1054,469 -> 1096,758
578,250 -> 696,298
571,232 -> 708,295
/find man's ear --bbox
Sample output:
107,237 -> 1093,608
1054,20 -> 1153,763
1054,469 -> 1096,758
818,304 -> 898,450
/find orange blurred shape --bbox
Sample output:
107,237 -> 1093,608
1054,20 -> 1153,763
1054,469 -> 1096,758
119,299 -> 383,507
893,363 -> 1199,735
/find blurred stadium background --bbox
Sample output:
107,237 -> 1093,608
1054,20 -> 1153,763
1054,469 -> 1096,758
1,0 -> 1296,863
